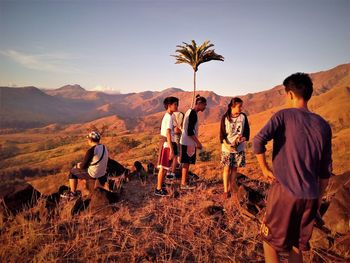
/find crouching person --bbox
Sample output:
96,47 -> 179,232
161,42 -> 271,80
61,131 -> 109,199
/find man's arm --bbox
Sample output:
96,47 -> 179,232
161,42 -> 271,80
190,135 -> 202,149
79,146 -> 95,169
253,113 -> 281,181
255,153 -> 274,181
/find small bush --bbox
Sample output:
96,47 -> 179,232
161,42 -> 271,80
199,150 -> 212,162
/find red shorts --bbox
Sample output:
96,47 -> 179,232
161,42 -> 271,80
157,144 -> 176,170
261,181 -> 318,252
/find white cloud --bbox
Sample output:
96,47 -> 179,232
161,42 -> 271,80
93,85 -> 120,94
0,49 -> 79,73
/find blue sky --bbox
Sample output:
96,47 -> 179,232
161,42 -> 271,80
0,0 -> 349,96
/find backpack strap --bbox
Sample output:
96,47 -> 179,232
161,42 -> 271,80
90,145 -> 105,166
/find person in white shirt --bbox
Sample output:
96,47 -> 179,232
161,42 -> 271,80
155,96 -> 179,196
167,110 -> 184,177
61,131 -> 109,199
220,97 -> 250,199
179,95 -> 207,190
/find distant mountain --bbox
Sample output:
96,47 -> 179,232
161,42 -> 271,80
1,64 -> 349,129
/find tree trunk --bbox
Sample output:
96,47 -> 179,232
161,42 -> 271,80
191,70 -> 197,108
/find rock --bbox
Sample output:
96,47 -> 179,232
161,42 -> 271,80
310,227 -> 332,250
0,181 -> 41,215
323,184 -> 350,235
59,197 -> 84,220
237,185 -> 263,216
327,171 -> 350,196
332,234 -> 350,260
87,187 -> 117,216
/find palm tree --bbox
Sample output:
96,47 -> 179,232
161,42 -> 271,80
172,40 -> 224,107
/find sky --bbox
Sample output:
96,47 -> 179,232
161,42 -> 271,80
0,0 -> 349,97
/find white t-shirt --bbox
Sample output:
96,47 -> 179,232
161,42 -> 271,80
173,111 -> 184,132
160,112 -> 174,147
180,109 -> 198,147
221,114 -> 246,153
88,144 -> 109,178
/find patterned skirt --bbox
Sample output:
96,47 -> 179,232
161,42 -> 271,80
221,151 -> 246,168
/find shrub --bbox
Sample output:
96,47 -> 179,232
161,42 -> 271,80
199,150 -> 212,162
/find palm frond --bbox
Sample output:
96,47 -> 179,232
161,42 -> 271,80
172,39 -> 224,71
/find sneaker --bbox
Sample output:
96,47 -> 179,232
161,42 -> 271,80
166,172 -> 176,180
60,190 -> 79,200
180,184 -> 195,190
154,188 -> 169,197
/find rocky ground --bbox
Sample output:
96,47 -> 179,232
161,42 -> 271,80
0,171 -> 349,262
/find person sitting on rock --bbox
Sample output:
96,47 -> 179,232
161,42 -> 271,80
61,131 -> 109,199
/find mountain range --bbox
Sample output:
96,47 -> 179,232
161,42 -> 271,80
0,63 -> 349,130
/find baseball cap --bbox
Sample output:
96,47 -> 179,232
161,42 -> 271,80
87,131 -> 101,141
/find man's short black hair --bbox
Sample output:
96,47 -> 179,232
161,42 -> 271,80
283,73 -> 313,101
195,94 -> 207,105
163,96 -> 179,110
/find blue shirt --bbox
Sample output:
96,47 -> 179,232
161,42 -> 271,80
253,108 -> 332,199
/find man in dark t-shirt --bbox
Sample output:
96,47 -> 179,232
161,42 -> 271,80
253,73 -> 332,263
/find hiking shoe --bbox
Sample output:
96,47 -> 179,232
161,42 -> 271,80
180,184 -> 195,190
154,188 -> 169,197
60,190 -> 79,200
166,172 -> 176,180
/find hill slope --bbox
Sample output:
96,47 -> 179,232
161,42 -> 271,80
1,64 -> 349,129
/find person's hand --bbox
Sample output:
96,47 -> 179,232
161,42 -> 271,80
77,162 -> 82,169
262,168 -> 275,182
196,142 -> 203,150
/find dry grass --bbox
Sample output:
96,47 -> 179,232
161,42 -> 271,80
1,174 -> 335,262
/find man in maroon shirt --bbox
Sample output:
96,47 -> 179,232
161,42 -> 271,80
253,73 -> 332,263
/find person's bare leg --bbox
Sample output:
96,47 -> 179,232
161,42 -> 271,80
94,179 -> 102,189
230,167 -> 238,193
181,163 -> 189,186
69,179 -> 78,193
223,166 -> 230,193
156,167 -> 165,190
263,241 -> 280,263
171,157 -> 178,174
85,179 -> 95,195
288,247 -> 303,263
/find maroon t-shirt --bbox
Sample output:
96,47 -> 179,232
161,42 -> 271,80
253,108 -> 332,199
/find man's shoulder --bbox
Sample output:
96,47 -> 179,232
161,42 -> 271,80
162,112 -> 171,121
310,112 -> 331,130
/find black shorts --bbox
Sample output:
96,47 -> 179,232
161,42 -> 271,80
171,142 -> 178,156
261,181 -> 318,252
69,167 -> 107,186
180,144 -> 196,164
